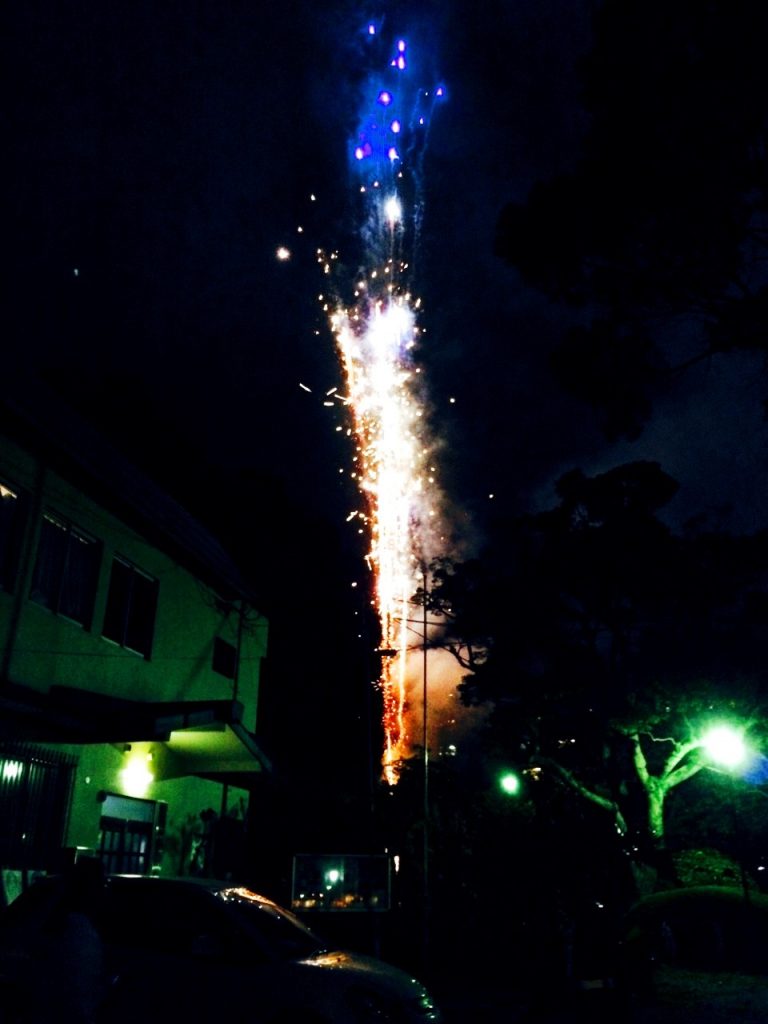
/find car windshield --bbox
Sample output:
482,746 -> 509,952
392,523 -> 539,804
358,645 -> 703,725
217,887 -> 326,960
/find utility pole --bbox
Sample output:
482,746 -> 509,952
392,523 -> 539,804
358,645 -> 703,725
422,562 -> 430,971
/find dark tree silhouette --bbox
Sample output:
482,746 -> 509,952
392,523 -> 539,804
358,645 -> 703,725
495,0 -> 768,438
424,462 -> 768,870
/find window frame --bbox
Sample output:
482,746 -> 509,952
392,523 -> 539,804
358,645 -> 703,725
0,479 -> 26,593
29,508 -> 101,628
101,554 -> 159,659
212,636 -> 238,679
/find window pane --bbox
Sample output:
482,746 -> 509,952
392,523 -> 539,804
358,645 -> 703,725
30,514 -> 68,611
102,559 -> 132,645
30,513 -> 100,627
59,529 -> 100,626
125,571 -> 158,657
0,483 -> 25,591
103,557 -> 158,658
213,637 -> 237,679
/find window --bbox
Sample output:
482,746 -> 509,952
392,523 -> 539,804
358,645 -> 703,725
30,511 -> 101,627
102,556 -> 158,658
212,636 -> 238,679
0,482 -> 26,592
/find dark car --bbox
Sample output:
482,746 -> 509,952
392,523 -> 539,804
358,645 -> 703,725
621,884 -> 768,977
0,872 -> 442,1024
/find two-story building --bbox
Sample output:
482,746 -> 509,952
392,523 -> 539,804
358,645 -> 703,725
0,382 -> 270,891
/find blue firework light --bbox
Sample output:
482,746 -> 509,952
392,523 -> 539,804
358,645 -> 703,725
350,22 -> 445,230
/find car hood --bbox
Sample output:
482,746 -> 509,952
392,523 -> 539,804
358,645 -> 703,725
303,949 -> 418,982
300,949 -> 440,1008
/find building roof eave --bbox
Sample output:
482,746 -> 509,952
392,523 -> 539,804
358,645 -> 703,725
0,683 -> 272,777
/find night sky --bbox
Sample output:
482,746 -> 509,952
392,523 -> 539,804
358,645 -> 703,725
5,2 -> 591,530
7,1 -> 768,545
6,2 -> 768,782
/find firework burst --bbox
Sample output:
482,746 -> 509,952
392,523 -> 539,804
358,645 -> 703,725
320,24 -> 445,784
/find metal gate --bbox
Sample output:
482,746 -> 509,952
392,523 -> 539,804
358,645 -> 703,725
98,792 -> 166,874
0,742 -> 76,870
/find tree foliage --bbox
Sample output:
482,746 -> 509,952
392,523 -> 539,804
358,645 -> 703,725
425,462 -> 768,863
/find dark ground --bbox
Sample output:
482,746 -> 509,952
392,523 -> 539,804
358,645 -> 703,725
433,966 -> 768,1024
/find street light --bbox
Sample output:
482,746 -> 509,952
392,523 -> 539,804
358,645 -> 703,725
701,724 -> 748,769
498,770 -> 521,796
701,722 -> 751,903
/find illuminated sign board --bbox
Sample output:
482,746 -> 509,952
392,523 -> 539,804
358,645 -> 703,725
291,853 -> 391,913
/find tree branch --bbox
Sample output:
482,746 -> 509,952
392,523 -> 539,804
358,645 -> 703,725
661,738 -> 702,781
534,755 -> 628,835
629,732 -> 650,787
664,755 -> 706,790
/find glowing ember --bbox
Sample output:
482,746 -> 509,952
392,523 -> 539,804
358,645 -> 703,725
321,27 -> 445,784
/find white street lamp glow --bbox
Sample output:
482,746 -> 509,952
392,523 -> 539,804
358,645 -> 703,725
702,725 -> 747,769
